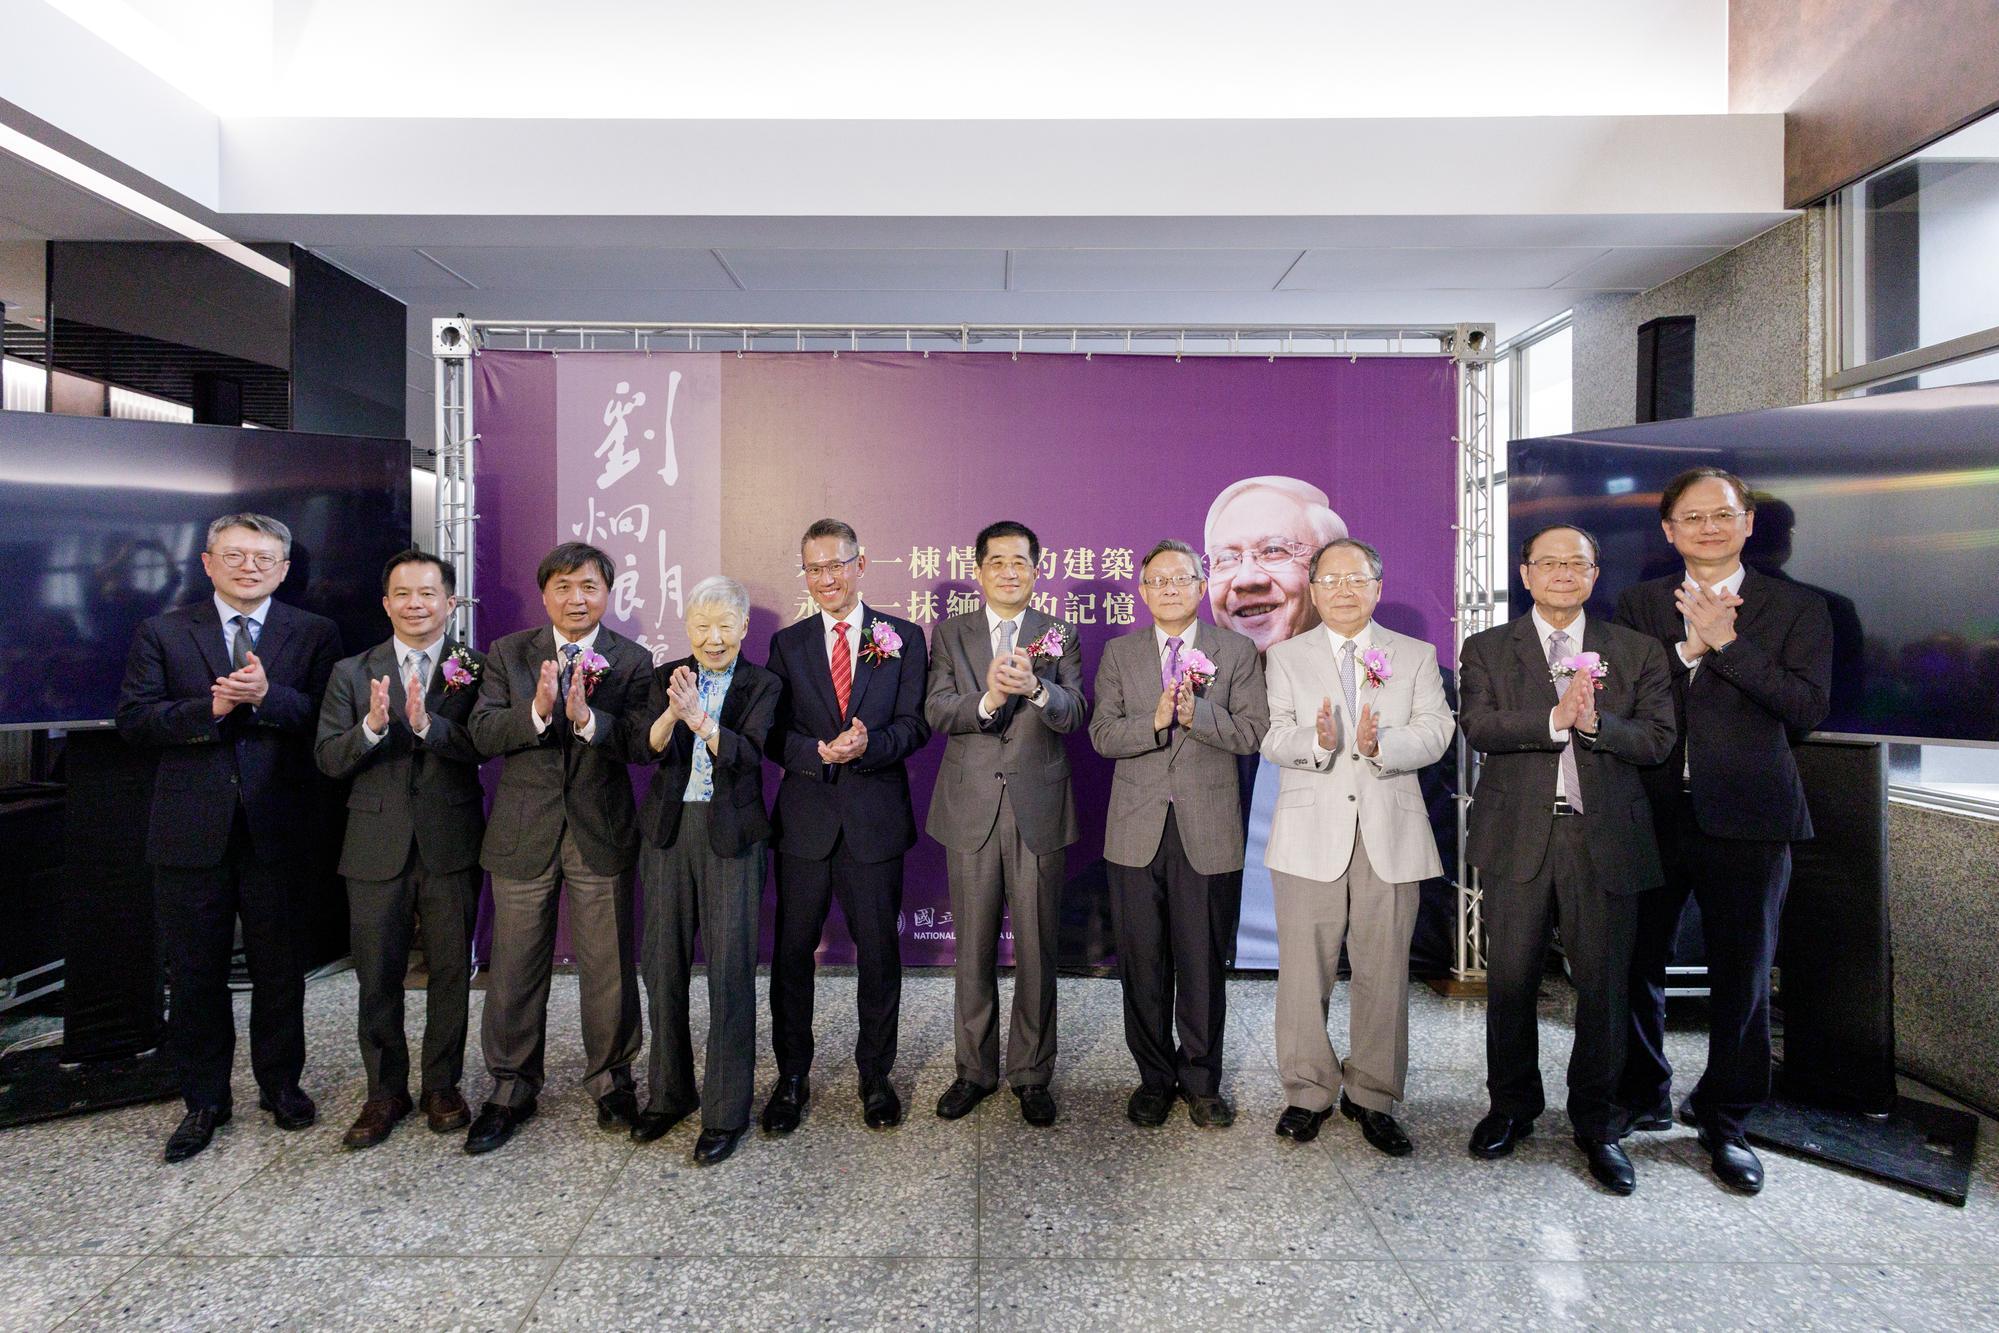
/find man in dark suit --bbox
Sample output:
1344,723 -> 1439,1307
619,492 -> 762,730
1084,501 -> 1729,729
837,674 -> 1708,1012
462,542 -> 653,1154
116,512 -> 343,1162
924,521 -> 1086,1128
1090,539 -> 1267,1129
762,518 -> 932,1133
1459,524 -> 1675,1195
314,549 -> 487,1149
1616,467 -> 1833,1194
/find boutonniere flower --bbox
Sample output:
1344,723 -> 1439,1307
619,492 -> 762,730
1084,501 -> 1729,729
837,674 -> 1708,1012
857,620 -> 903,665
1360,647 -> 1393,689
1550,651 -> 1607,690
1022,624 -> 1067,664
440,646 -> 480,692
1174,647 -> 1217,693
578,648 -> 611,695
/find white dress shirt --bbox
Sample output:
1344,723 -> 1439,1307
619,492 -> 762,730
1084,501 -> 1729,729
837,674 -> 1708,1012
213,592 -> 271,663
1532,606 -> 1587,800
820,601 -> 865,670
363,632 -> 446,745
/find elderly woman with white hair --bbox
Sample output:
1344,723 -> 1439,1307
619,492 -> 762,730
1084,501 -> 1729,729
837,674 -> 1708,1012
617,575 -> 780,1166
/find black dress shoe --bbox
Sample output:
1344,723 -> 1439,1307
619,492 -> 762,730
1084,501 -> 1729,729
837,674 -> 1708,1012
1126,1086 -> 1174,1127
1623,1100 -> 1674,1133
761,1075 -> 809,1136
1182,1090 -> 1236,1129
1274,1105 -> 1333,1143
1697,1127 -> 1765,1194
1576,1135 -> 1637,1195
1341,1092 -> 1413,1157
1015,1084 -> 1057,1127
1678,1096 -> 1700,1129
861,1078 -> 903,1129
596,1088 -> 640,1131
259,1085 -> 317,1131
630,1102 -> 696,1143
163,1106 -> 231,1163
935,1078 -> 994,1121
464,1098 -> 535,1155
693,1126 -> 745,1166
1468,1112 -> 1535,1159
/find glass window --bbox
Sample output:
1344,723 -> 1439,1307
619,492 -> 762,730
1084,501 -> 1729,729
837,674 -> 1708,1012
1520,324 -> 1574,438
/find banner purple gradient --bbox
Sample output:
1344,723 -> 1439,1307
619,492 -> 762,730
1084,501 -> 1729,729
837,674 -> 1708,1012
474,350 -> 1458,966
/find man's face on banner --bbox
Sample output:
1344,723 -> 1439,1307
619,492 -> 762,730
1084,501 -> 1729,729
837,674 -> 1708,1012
1206,487 -> 1323,655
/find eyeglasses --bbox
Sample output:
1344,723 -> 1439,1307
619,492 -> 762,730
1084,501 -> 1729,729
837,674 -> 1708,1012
1140,575 -> 1201,590
981,557 -> 1035,575
1525,557 -> 1598,574
1669,508 -> 1747,530
801,555 -> 860,579
1309,574 -> 1378,591
1207,540 -> 1314,574
212,549 -> 282,571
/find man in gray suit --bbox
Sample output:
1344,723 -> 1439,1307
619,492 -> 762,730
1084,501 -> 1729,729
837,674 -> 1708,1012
463,542 -> 653,1154
1460,523 -> 1674,1195
925,521 -> 1086,1127
1262,538 -> 1454,1155
315,549 -> 488,1149
1090,540 -> 1267,1129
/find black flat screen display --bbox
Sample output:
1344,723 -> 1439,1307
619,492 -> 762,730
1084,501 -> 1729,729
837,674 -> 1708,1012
0,410 -> 411,728
1507,383 -> 1999,745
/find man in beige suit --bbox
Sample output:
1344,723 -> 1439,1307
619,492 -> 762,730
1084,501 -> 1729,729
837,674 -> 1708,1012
1091,540 -> 1268,1129
1261,538 -> 1454,1155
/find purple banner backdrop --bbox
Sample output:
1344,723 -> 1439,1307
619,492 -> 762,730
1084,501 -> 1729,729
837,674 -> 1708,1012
473,350 -> 1458,967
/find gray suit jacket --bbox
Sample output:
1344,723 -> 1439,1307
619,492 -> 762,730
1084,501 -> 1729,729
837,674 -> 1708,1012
314,636 -> 488,881
468,622 -> 653,879
1460,613 -> 1675,892
923,608 -> 1086,855
1089,622 -> 1267,876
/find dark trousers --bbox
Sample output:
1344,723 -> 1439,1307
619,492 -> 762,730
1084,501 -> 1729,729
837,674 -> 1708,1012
1483,813 -> 1638,1141
1107,807 -> 1237,1098
1620,793 -> 1791,1139
945,788 -> 1065,1090
347,851 -> 478,1100
771,835 -> 905,1083
153,808 -> 305,1112
640,805 -> 764,1132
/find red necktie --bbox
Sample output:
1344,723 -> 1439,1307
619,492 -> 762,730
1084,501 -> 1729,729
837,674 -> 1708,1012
830,621 -> 853,716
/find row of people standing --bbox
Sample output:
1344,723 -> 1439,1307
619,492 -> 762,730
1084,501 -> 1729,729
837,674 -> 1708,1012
117,467 -> 1829,1200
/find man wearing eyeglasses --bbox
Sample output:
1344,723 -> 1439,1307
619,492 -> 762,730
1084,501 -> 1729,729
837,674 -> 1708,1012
1203,476 -> 1350,972
762,518 -> 932,1134
1089,540 -> 1266,1129
924,521 -> 1086,1128
1614,468 -> 1832,1195
1458,525 -> 1674,1195
116,513 -> 343,1162
1260,538 -> 1453,1155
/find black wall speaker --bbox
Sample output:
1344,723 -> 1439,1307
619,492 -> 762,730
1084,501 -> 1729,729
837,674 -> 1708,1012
1636,315 -> 1695,423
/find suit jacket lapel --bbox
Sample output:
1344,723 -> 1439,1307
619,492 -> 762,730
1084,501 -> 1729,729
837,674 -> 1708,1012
188,600 -> 232,681
366,639 -> 403,714
252,601 -> 292,674
423,637 -> 458,710
968,610 -> 997,684
844,609 -> 880,722
792,618 -> 843,730
1514,615 -> 1559,706
1733,568 -> 1773,638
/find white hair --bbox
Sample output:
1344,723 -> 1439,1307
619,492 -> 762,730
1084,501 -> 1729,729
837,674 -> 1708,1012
1202,476 -> 1347,551
685,574 -> 750,624
207,512 -> 292,558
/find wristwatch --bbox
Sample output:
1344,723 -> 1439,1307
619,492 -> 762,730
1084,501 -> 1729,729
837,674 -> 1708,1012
1030,684 -> 1049,707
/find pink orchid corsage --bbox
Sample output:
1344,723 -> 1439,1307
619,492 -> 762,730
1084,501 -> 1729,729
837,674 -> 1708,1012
578,648 -> 611,695
1175,647 -> 1217,693
1360,647 -> 1393,689
858,620 -> 903,665
1551,650 -> 1607,690
440,646 -> 480,692
1022,624 -> 1067,664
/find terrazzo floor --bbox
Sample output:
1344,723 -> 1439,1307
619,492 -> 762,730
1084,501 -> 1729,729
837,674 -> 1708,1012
0,970 -> 1992,1330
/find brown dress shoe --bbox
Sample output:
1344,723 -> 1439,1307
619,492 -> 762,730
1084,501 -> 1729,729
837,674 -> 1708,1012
421,1088 -> 472,1133
342,1092 -> 413,1149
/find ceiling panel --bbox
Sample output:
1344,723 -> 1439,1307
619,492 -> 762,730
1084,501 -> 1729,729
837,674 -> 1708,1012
1010,249 -> 1303,292
0,154 -> 179,242
1281,247 -> 1611,291
420,246 -> 738,291
314,246 -> 478,291
718,249 -> 1007,292
1549,246 -> 1732,290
